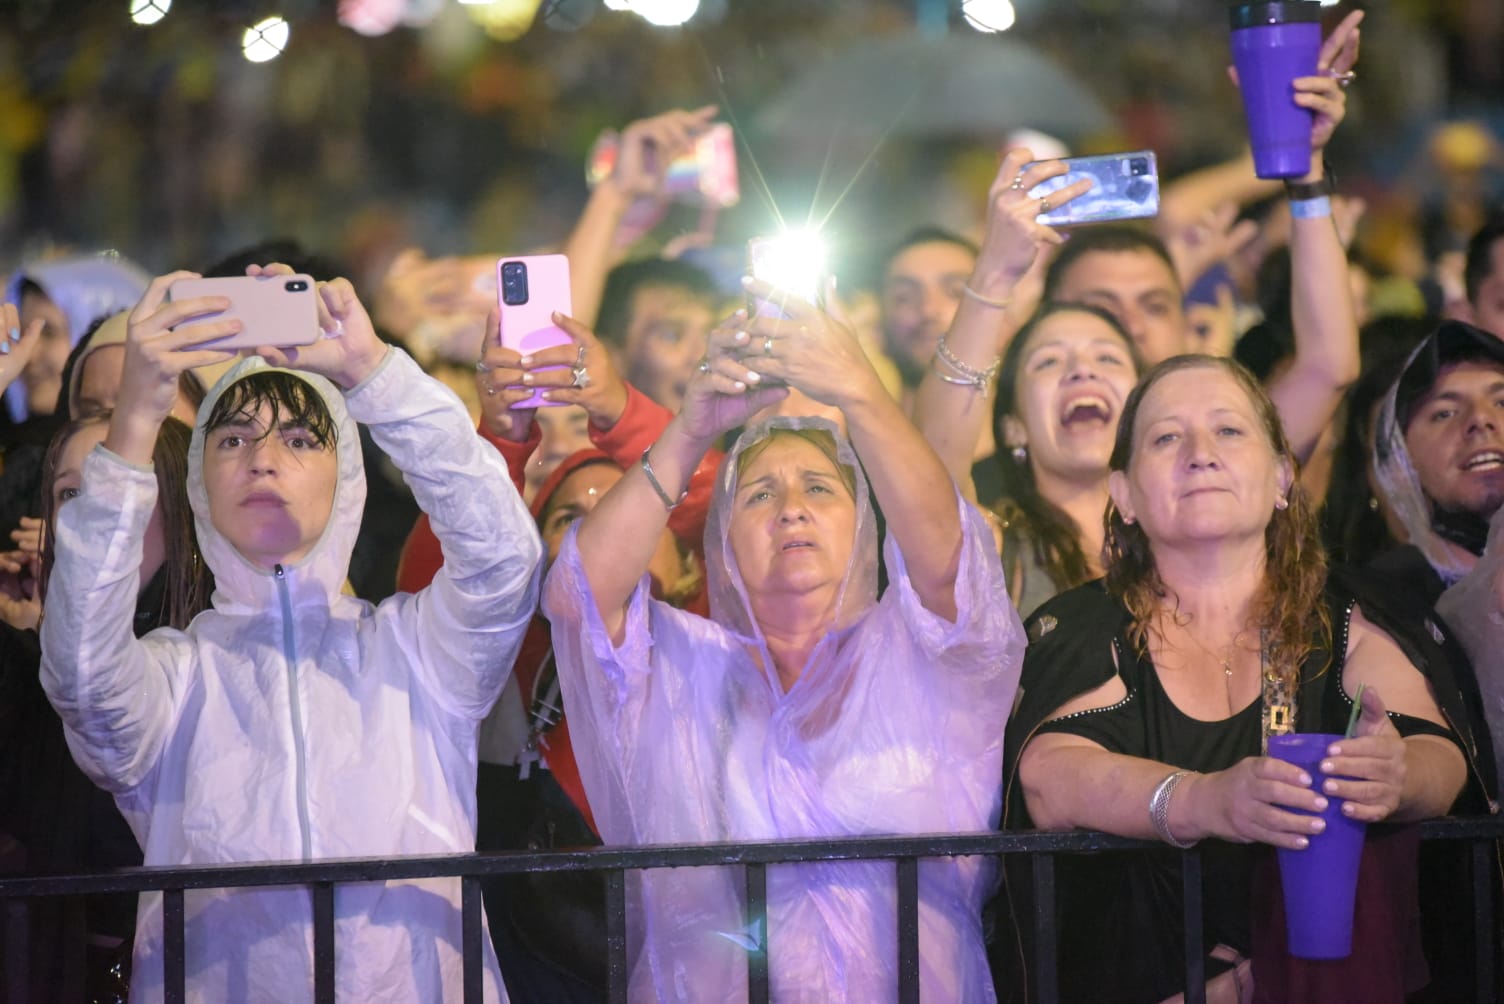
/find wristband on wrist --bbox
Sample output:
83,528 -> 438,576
1289,195 -> 1332,220
1149,770 -> 1198,849
640,446 -> 687,512
1284,162 -> 1335,202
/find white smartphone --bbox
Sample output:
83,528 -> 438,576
166,274 -> 321,349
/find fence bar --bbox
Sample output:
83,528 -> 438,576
1473,840 -> 1496,1003
1031,854 -> 1058,1004
1180,850 -> 1205,1004
461,876 -> 484,1004
605,868 -> 628,1004
896,857 -> 921,1004
744,862 -> 769,1004
163,888 -> 185,1004
4,898 -> 28,1004
312,882 -> 335,1002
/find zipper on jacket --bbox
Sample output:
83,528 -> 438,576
276,564 -> 314,861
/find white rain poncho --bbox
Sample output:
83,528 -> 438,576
543,416 -> 1024,1003
41,350 -> 541,1002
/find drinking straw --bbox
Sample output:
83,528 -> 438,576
1344,683 -> 1366,738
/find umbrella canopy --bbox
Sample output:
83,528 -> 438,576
756,33 -> 1112,142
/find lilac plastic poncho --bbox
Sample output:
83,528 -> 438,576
543,416 -> 1024,1003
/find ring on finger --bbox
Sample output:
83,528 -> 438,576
1328,69 -> 1356,88
763,335 -> 775,357
697,358 -> 711,374
485,384 -> 496,397
1039,196 -> 1053,214
574,344 -> 588,366
475,360 -> 491,373
571,365 -> 591,389
1010,174 -> 1025,191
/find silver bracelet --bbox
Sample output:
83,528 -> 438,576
640,447 -> 687,512
1149,770 -> 1198,849
961,283 -> 1012,309
933,335 -> 1001,392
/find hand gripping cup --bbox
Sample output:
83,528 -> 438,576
1266,732 -> 1367,959
1230,1 -> 1324,179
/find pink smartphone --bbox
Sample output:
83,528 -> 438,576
497,255 -> 573,409
166,274 -> 321,349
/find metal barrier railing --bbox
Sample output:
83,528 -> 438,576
3,817 -> 1500,1004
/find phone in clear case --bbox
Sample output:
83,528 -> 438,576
1027,150 -> 1160,227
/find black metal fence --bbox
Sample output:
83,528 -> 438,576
3,817 -> 1501,1004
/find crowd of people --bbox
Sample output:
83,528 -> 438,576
2,8 -> 1504,1002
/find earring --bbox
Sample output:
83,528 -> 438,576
1275,494 -> 1289,511
1367,496 -> 1379,512
1011,444 -> 1028,463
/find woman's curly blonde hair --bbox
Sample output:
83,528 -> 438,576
1102,355 -> 1329,691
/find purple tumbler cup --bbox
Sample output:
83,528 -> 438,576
1266,732 -> 1367,959
1230,2 -> 1324,179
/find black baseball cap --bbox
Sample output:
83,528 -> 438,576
1393,320 -> 1504,432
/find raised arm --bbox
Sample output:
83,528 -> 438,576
573,308 -> 786,641
1262,11 -> 1364,464
563,106 -> 718,327
912,149 -> 1092,498
739,281 -> 980,620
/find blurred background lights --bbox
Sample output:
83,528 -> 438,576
128,0 -> 170,25
628,0 -> 699,27
241,16 -> 290,63
962,0 -> 1016,33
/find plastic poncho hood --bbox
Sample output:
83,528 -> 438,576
4,253 -> 149,422
703,416 -> 878,680
187,356 -> 365,608
1373,320 -> 1504,585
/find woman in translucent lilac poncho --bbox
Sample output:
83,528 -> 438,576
543,280 -> 1025,1003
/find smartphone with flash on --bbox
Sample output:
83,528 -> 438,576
166,274 -> 321,349
746,232 -> 826,320
497,254 -> 573,409
1026,150 -> 1160,227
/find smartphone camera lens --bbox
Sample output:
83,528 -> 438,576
500,262 -> 529,306
285,279 -> 309,292
1130,157 -> 1150,177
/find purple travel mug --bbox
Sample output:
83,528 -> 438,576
1266,732 -> 1367,959
1230,2 -> 1324,179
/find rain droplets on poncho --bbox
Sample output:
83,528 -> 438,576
543,416 -> 1025,1003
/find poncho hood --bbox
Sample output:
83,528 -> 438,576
1373,320 -> 1504,585
187,356 -> 365,610
4,253 -> 149,422
703,416 -> 879,689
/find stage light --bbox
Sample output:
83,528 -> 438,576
242,16 -> 290,62
962,0 -> 1015,33
629,0 -> 698,27
129,0 -> 171,25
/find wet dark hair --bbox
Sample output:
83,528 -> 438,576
990,302 -> 1142,591
204,371 -> 337,448
1042,225 -> 1180,302
1464,214 -> 1504,304
40,415 -> 213,631
882,226 -> 980,273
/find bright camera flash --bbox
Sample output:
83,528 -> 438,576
129,0 -> 171,25
630,0 -> 699,27
242,16 -> 290,63
749,230 -> 827,305
962,0 -> 1016,33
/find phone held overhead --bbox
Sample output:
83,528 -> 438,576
1026,151 -> 1160,227
166,274 -> 321,349
497,254 -> 574,409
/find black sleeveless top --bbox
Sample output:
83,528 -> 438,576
999,579 -> 1461,1003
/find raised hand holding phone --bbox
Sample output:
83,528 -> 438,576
246,264 -> 390,391
496,255 -> 574,409
107,271 -> 240,466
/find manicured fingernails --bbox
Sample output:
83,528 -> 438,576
7,327 -> 19,342
1342,802 -> 1356,816
1313,795 -> 1329,811
521,373 -> 534,385
733,380 -> 746,391
734,330 -> 749,343
520,355 -> 534,366
1323,779 -> 1338,795
1298,772 -> 1312,786
1295,837 -> 1309,849
0,342 -> 9,356
745,370 -> 762,384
